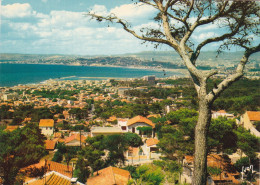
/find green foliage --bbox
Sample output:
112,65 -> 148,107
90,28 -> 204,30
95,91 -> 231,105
0,105 -> 13,119
80,135 -> 106,173
123,165 -> 138,179
234,157 -> 250,172
0,123 -> 46,185
208,117 -> 238,154
74,156 -> 90,183
124,132 -> 143,148
104,134 -> 128,166
158,126 -> 193,160
166,108 -> 198,125
153,160 -> 182,173
235,127 -> 259,160
52,151 -> 63,163
69,108 -> 88,120
135,164 -> 165,185
207,166 -> 222,176
212,79 -> 260,113
10,116 -> 23,125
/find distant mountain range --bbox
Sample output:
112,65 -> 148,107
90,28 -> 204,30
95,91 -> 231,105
0,51 -> 259,70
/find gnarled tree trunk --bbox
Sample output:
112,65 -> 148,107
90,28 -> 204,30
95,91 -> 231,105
193,98 -> 212,185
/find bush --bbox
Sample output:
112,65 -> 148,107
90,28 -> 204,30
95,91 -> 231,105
234,157 -> 250,172
52,151 -> 63,162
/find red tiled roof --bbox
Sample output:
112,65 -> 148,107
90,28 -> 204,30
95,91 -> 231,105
21,160 -> 73,178
127,115 -> 155,128
39,119 -> 54,127
87,166 -> 131,185
45,140 -> 56,150
64,134 -> 86,144
5,125 -> 19,132
184,154 -> 239,183
247,111 -> 260,121
107,116 -> 117,122
217,110 -> 227,113
146,138 -> 159,147
26,171 -> 83,185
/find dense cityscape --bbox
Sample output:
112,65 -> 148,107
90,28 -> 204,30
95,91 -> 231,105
0,75 -> 259,184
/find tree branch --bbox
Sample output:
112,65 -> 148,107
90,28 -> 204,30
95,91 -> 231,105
155,1 -> 180,51
207,44 -> 260,102
87,13 -> 173,47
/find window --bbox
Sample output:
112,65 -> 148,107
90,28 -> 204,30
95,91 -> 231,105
121,126 -> 126,130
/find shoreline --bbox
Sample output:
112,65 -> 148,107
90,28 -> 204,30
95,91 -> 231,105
0,63 -> 188,88
0,61 -> 185,71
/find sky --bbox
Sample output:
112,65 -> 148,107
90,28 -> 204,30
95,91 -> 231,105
1,0 -> 258,55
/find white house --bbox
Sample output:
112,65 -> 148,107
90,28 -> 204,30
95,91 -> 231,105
127,115 -> 155,137
212,110 -> 234,119
142,138 -> 160,159
39,119 -> 54,137
117,118 -> 129,132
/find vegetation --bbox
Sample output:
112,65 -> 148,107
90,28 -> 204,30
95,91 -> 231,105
0,123 -> 46,185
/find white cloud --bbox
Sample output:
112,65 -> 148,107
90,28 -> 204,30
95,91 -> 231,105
192,32 -> 218,42
110,3 -> 156,19
1,3 -> 33,18
90,5 -> 108,16
42,0 -> 48,3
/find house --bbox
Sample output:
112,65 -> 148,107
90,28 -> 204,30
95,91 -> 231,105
117,87 -> 132,96
39,119 -> 54,137
241,111 -> 260,137
23,171 -> 84,185
4,125 -> 19,132
212,110 -> 234,119
142,138 -> 160,159
91,127 -> 123,137
86,166 -> 131,185
127,116 -> 155,137
183,154 -> 240,184
117,118 -> 129,132
64,133 -> 87,147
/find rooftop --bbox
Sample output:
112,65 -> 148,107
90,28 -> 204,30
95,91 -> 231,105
247,111 -> 260,121
146,138 -> 159,147
24,171 -> 84,185
87,166 -> 131,185
39,119 -> 54,127
5,125 -> 19,132
127,115 -> 155,128
45,140 -> 56,150
91,127 -> 123,133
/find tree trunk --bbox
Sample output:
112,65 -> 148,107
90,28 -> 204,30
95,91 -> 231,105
192,98 -> 212,185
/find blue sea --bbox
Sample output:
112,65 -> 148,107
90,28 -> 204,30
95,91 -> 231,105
0,63 -> 183,87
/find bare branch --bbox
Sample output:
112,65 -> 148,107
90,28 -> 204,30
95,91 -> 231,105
87,13 -> 173,47
180,1 -> 229,46
207,44 -> 260,102
204,70 -> 218,79
155,1 -> 180,50
139,0 -> 158,9
183,0 -> 194,23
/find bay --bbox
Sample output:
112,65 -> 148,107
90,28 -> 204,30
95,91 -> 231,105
0,63 -> 183,87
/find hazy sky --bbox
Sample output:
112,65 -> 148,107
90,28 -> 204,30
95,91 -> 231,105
1,0 -> 258,55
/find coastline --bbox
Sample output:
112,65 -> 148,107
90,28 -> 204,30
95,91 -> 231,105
0,63 -> 188,88
0,61 -> 187,74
